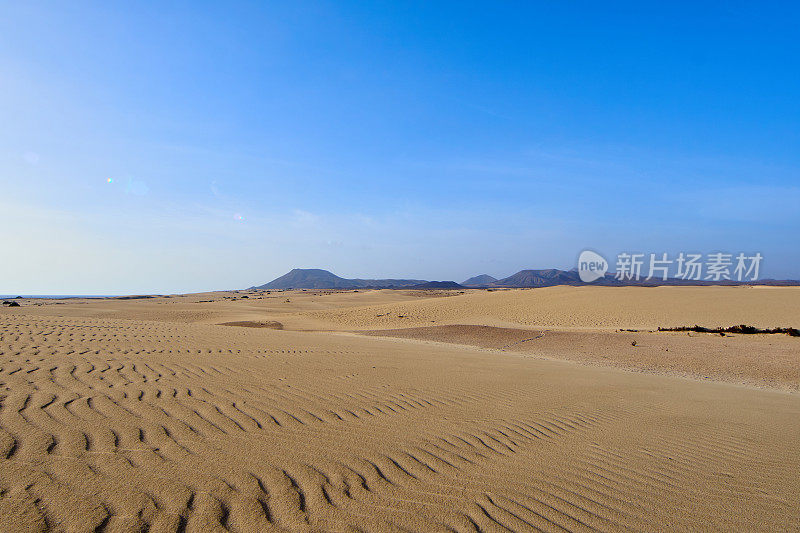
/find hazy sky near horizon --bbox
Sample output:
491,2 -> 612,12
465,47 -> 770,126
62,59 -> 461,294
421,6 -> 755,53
2,2 -> 799,293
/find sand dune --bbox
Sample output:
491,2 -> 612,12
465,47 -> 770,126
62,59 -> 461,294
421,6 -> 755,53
361,324 -> 800,391
304,285 -> 800,330
1,288 -> 799,531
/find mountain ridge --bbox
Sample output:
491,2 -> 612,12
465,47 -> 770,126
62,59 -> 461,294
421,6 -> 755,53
250,269 -> 426,290
251,268 -> 800,290
461,274 -> 498,286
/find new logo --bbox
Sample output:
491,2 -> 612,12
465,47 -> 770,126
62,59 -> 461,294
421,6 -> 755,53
578,250 -> 608,283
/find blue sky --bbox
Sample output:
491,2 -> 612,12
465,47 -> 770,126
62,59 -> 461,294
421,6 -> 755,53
2,2 -> 798,293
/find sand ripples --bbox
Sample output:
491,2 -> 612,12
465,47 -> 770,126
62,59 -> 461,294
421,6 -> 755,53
1,315 -> 798,531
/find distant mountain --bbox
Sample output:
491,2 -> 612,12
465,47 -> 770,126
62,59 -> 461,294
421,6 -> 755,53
251,268 -> 800,291
491,269 -> 585,288
488,269 -> 800,288
349,278 -> 429,289
462,274 -> 498,287
252,269 -> 353,289
250,269 -> 426,290
407,281 -> 465,290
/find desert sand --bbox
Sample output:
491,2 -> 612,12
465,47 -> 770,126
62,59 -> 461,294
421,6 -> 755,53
1,286 -> 799,531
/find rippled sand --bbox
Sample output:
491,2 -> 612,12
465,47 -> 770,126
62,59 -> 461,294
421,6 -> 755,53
1,287 -> 798,531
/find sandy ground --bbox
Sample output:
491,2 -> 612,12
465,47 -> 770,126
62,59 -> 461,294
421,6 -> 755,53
303,285 -> 800,331
361,325 -> 800,391
1,286 -> 799,531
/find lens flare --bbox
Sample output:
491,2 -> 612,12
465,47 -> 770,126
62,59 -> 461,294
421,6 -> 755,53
107,178 -> 113,183
234,213 -> 244,221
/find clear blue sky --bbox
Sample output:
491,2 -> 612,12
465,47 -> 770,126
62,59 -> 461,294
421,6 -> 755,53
2,2 -> 798,293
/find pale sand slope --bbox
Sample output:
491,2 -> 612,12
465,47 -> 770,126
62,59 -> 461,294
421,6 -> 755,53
0,288 -> 799,531
303,286 -> 800,331
14,288 -> 800,389
3,289 -> 439,328
360,325 -> 800,391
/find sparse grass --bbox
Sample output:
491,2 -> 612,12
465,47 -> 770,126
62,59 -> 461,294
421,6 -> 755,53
658,324 -> 800,337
